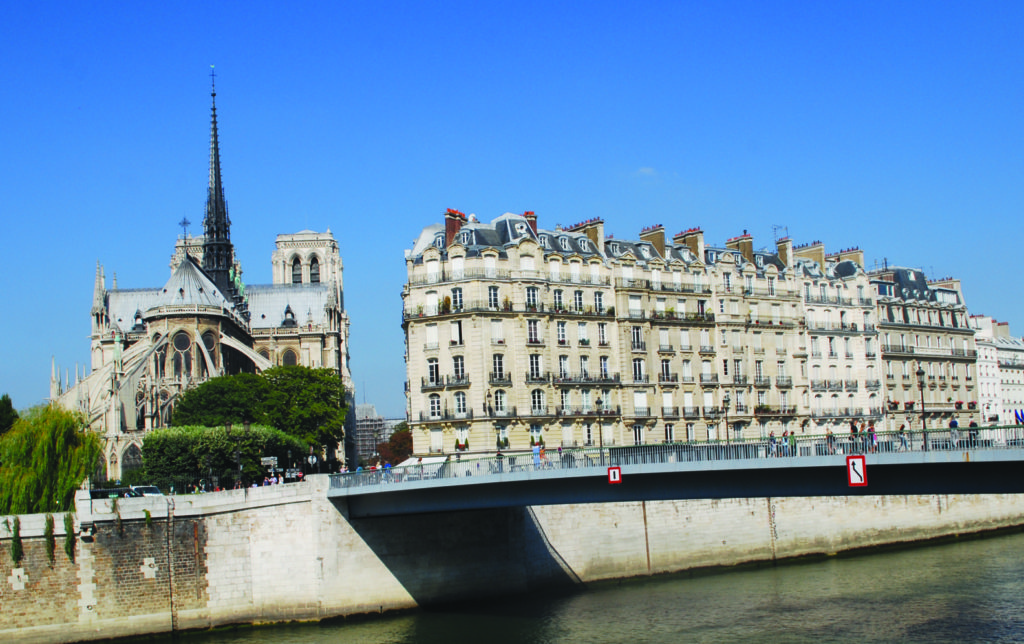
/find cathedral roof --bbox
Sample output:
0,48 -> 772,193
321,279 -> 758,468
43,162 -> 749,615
153,255 -> 234,309
247,283 -> 333,329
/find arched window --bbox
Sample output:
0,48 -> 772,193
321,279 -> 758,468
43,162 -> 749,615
494,390 -> 506,413
292,257 -> 302,284
172,332 -> 192,379
282,349 -> 298,366
454,392 -> 467,416
122,444 -> 144,472
310,257 -> 320,283
429,394 -> 441,418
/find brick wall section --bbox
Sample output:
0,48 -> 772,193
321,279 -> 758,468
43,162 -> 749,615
0,517 -> 79,630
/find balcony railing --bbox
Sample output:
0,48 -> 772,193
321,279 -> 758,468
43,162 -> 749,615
754,376 -> 772,388
525,371 -> 551,384
776,376 -> 793,388
700,374 -> 719,385
659,373 -> 679,384
662,406 -> 680,419
489,372 -> 512,386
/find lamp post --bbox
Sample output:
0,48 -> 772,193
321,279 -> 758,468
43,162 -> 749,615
596,397 -> 604,448
916,365 -> 927,451
723,392 -> 731,445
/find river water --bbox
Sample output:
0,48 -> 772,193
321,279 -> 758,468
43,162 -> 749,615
167,531 -> 1024,644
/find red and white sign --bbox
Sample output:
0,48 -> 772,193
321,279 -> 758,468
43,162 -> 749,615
846,455 -> 867,487
607,466 -> 622,484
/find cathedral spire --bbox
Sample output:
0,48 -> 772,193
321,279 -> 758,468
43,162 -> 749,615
202,66 -> 235,297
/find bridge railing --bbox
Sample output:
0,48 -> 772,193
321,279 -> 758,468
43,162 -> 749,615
329,425 -> 1024,491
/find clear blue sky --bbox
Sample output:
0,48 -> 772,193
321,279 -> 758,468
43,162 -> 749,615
2,1 -> 1022,417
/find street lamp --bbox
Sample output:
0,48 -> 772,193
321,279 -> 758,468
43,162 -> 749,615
916,365 -> 927,450
596,397 -> 604,447
723,392 -> 732,445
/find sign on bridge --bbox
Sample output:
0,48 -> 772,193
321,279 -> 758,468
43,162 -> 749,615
846,455 -> 867,487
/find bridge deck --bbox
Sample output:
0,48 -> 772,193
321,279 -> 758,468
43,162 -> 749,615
329,427 -> 1024,518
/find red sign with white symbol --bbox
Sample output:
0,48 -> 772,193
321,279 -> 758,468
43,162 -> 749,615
607,466 -> 622,484
846,455 -> 867,487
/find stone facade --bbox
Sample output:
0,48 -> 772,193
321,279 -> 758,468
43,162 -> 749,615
402,212 -> 978,456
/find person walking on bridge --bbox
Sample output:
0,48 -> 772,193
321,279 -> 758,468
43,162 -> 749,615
898,424 -> 909,452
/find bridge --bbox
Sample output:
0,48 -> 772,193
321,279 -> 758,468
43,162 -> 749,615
329,425 -> 1024,518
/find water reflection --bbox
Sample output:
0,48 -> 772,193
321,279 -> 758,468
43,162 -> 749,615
168,531 -> 1024,644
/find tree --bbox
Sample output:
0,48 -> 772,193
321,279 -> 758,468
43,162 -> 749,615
260,366 -> 347,447
0,406 -> 102,515
0,393 -> 18,437
376,422 -> 412,466
172,373 -> 270,427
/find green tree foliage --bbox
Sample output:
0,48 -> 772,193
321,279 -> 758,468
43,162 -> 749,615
261,366 -> 347,447
142,424 -> 307,490
0,393 -> 18,437
169,366 -> 347,448
0,406 -> 102,515
376,422 -> 412,466
172,373 -> 270,427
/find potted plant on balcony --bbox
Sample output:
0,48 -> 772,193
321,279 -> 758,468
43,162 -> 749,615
441,296 -> 451,314
887,400 -> 899,411
606,306 -> 615,317
904,401 -> 914,410
955,400 -> 964,410
579,338 -> 590,346
968,401 -> 977,410
502,297 -> 512,311
455,439 -> 469,452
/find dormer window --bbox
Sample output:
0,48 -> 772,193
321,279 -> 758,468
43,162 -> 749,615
458,231 -> 471,245
540,236 -> 550,248
579,239 -> 590,252
559,237 -> 571,251
434,234 -> 445,248
515,223 -> 528,235
610,243 -> 620,255
755,255 -> 764,267
640,246 -> 651,259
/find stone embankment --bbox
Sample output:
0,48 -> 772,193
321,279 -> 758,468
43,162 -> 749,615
3,477 -> 1023,643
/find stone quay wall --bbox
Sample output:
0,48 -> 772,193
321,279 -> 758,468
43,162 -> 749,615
3,478 -> 1024,643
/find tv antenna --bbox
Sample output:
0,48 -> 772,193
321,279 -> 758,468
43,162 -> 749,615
772,225 -> 789,242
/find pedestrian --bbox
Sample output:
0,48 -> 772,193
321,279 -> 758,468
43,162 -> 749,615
898,424 -> 909,452
769,431 -> 777,457
826,427 -> 835,455
949,417 -> 959,448
968,420 -> 979,447
868,422 -> 877,453
787,430 -> 797,457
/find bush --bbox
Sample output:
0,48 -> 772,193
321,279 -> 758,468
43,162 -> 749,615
142,424 -> 307,490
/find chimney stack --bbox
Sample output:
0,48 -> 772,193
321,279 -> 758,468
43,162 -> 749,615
725,230 -> 754,264
523,211 -> 538,235
794,241 -> 826,270
444,208 -> 466,246
639,224 -> 666,257
672,228 -> 705,262
834,247 -> 865,268
566,218 -> 605,254
776,237 -> 792,270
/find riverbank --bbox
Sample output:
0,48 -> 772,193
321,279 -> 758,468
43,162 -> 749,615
3,477 -> 1024,643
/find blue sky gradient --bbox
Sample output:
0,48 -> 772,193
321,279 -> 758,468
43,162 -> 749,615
2,1 -> 1021,417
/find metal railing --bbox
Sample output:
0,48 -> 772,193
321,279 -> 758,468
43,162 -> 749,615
330,425 -> 1024,491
